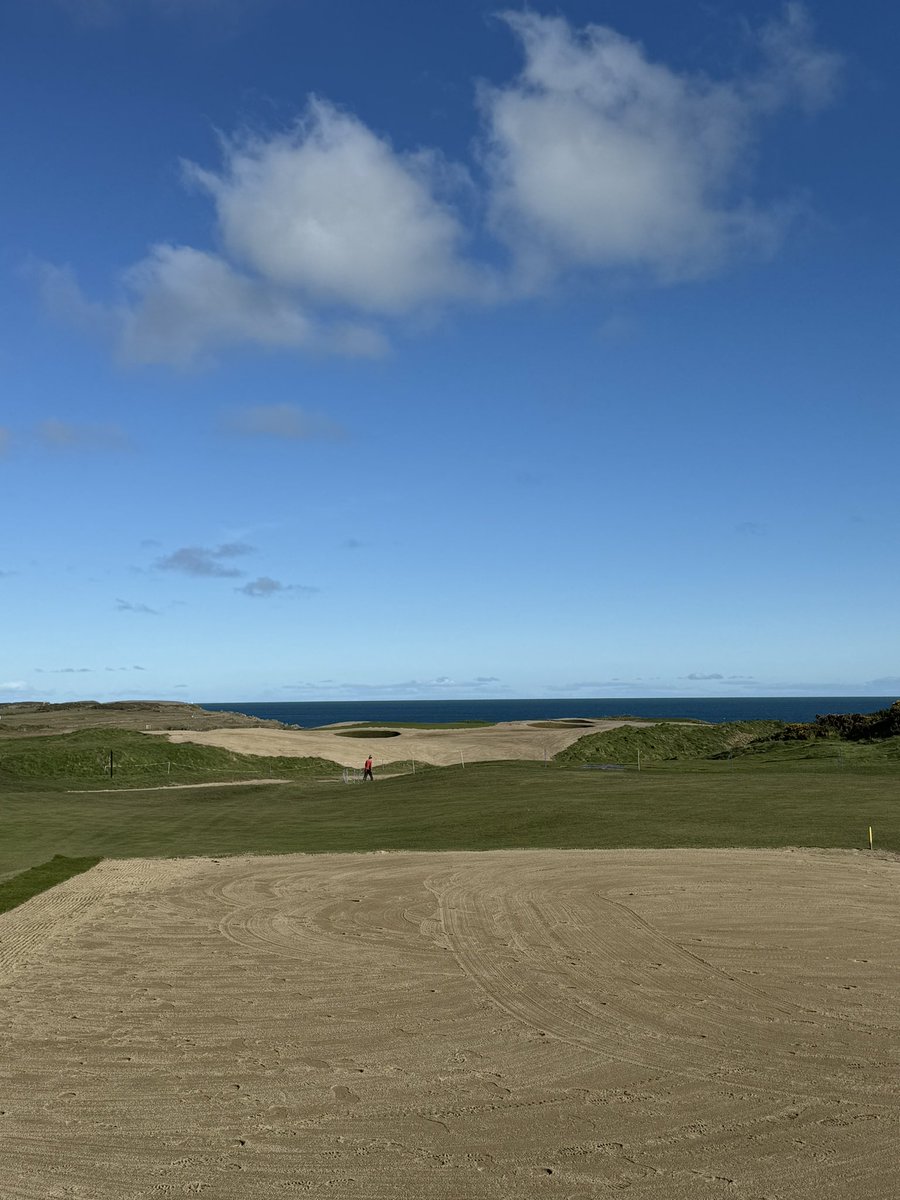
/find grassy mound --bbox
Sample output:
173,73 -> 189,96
0,728 -> 338,787
555,720 -> 783,766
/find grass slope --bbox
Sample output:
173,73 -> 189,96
0,728 -> 337,785
0,854 -> 102,915
554,720 -> 783,765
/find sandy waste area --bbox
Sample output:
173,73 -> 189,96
1,848 -> 898,1198
150,718 -> 661,768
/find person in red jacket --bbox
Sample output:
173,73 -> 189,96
363,755 -> 374,781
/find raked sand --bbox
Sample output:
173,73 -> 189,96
1,848 -> 898,1198
148,717 -> 665,767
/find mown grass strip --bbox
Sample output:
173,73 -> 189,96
0,854 -> 102,915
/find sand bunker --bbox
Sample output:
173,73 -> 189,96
149,717 -> 658,767
1,848 -> 898,1198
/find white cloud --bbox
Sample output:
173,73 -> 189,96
38,249 -> 385,368
119,245 -> 385,366
752,2 -> 843,114
187,100 -> 484,314
35,6 -> 839,364
480,6 -> 839,285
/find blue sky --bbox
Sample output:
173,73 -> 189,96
1,0 -> 898,702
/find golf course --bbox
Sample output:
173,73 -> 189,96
1,702 -> 898,1198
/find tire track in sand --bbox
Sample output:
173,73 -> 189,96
426,864 -> 898,1106
0,858 -> 196,982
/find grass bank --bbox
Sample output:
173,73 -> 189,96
0,854 -> 102,914
0,728 -> 336,786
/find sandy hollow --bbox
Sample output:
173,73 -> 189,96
146,718 -> 657,767
1,847 -> 898,1198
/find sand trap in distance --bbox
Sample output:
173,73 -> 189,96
147,717 -> 669,767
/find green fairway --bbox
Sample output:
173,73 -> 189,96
1,755 -> 897,880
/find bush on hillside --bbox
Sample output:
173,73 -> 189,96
767,701 -> 900,744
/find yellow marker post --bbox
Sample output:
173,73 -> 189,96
868,825 -> 873,851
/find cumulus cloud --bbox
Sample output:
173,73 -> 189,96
236,576 -> 319,598
38,251 -> 385,368
480,6 -> 839,285
223,403 -> 346,441
0,680 -> 29,692
121,246 -> 387,366
188,99 -> 486,314
684,672 -> 725,681
36,5 -> 839,363
156,542 -> 254,577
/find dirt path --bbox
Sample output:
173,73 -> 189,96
1,848 -> 897,1198
66,778 -> 291,794
147,717 -> 661,767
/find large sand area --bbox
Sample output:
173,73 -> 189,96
151,717 -> 660,767
2,848 -> 898,1198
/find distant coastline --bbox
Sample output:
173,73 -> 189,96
201,697 -> 898,730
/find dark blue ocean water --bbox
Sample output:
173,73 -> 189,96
201,697 -> 897,729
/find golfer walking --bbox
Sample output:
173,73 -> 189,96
363,755 -> 374,781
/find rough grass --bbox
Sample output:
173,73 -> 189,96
554,720 -> 784,766
0,854 -> 102,914
0,728 -> 337,785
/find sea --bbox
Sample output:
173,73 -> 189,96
201,697 -> 897,729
